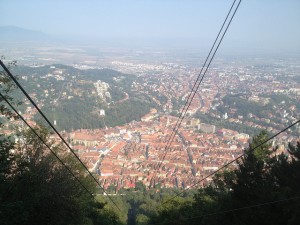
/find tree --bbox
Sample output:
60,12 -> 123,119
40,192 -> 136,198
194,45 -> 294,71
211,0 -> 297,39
149,197 -> 193,225
268,142 -> 300,225
135,181 -> 146,192
0,125 -> 124,225
202,132 -> 300,225
0,58 -> 20,129
0,126 -> 89,224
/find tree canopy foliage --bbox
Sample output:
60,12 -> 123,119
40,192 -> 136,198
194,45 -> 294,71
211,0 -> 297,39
0,125 -> 124,225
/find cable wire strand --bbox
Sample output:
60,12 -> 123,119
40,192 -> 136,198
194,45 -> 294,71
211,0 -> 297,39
0,60 -> 122,212
150,0 -> 242,187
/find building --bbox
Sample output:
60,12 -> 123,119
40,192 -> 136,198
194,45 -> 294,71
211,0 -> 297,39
198,123 -> 216,133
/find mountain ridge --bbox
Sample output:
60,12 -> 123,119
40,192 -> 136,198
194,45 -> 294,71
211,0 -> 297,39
0,25 -> 55,42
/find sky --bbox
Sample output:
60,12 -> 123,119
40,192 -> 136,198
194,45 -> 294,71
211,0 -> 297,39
0,0 -> 300,53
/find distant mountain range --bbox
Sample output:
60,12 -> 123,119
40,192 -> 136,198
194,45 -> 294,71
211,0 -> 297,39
0,26 -> 55,42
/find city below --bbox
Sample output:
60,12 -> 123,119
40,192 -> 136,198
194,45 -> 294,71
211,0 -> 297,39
1,1 -> 300,224
2,46 -> 299,191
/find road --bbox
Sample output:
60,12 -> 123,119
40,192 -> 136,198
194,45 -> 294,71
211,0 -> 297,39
176,130 -> 196,176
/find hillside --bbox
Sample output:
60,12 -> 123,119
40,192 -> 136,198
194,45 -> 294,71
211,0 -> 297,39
0,26 -> 53,42
12,64 -> 159,131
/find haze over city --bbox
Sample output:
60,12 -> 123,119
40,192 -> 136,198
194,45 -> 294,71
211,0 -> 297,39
0,1 -> 300,225
1,0 -> 300,54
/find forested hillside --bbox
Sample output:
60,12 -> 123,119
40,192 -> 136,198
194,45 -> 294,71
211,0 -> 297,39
11,65 -> 159,131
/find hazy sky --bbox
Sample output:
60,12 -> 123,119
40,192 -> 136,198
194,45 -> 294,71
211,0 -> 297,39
1,0 -> 300,53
